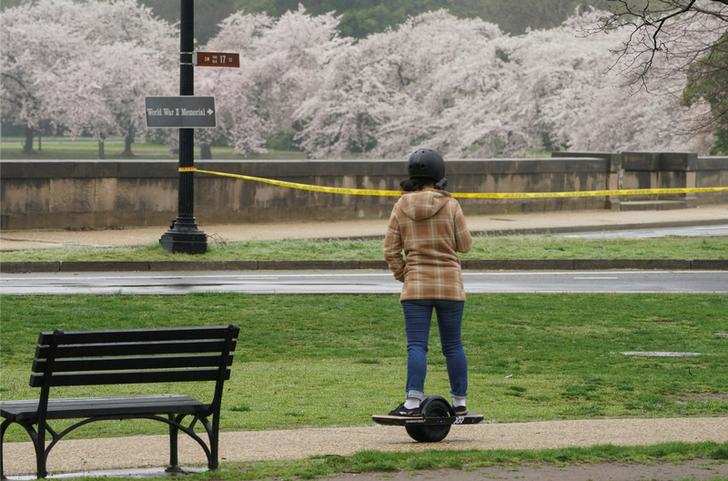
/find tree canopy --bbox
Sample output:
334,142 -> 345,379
137,0 -> 613,42
2,1 -> 723,156
599,0 -> 728,153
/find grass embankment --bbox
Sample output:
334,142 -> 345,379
0,136 -> 306,160
1,294 -> 726,442
2,235 -> 727,262
1,136 -> 550,160
73,442 -> 728,481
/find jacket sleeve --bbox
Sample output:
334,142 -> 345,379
383,210 -> 406,282
453,200 -> 473,253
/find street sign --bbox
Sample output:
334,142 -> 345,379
194,51 -> 240,68
145,96 -> 216,128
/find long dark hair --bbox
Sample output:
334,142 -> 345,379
400,178 -> 433,192
400,178 -> 448,192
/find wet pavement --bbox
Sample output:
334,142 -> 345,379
1,270 -> 726,295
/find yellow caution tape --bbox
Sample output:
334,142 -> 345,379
180,167 -> 401,197
178,167 -> 728,200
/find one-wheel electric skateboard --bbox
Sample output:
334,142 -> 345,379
372,395 -> 483,442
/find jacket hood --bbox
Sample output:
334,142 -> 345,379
398,190 -> 451,221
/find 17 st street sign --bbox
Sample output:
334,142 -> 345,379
145,96 -> 216,128
195,51 -> 240,68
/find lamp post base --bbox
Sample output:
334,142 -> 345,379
160,217 -> 208,254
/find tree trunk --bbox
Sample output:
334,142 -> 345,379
38,132 -> 42,151
122,125 -> 135,157
23,125 -> 34,154
98,138 -> 106,159
200,143 -> 212,159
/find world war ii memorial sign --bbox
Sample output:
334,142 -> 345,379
145,96 -> 216,128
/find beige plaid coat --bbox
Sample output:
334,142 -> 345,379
383,189 -> 472,301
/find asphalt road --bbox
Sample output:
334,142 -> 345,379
560,223 -> 728,239
1,270 -> 726,295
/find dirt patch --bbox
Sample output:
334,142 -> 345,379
650,317 -> 678,323
320,460 -> 728,481
678,392 -> 728,402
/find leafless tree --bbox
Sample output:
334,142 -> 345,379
600,1 -> 727,148
601,0 -> 725,81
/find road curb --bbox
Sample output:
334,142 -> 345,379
2,259 -> 727,273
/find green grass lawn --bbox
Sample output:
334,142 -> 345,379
2,235 -> 727,262
1,294 -> 726,443
0,136 -> 306,160
1,136 -> 551,160
70,442 -> 728,481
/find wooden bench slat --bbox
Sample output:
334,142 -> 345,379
30,368 -> 230,387
33,355 -> 234,373
35,339 -> 237,359
38,326 -> 238,345
0,395 -> 207,422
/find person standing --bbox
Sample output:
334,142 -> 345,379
384,149 -> 473,417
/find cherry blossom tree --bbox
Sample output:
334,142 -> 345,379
252,6 -> 348,140
294,40 -> 406,156
295,8 -> 718,158
513,9 -> 716,152
0,0 -> 176,157
49,41 -> 173,158
598,0 -> 727,152
195,12 -> 272,157
195,64 -> 267,157
601,0 -> 726,83
295,10 -> 529,158
198,6 -> 348,156
0,2 -> 85,153
71,0 -> 177,157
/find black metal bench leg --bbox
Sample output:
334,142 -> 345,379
209,412 -> 220,471
30,424 -> 47,479
0,419 -> 11,480
165,414 -> 182,474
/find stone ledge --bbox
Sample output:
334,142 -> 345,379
0,157 -> 609,179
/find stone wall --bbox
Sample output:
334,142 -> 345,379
558,152 -> 728,209
696,156 -> 728,205
1,153 -> 725,230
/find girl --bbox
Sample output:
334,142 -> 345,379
384,148 -> 473,417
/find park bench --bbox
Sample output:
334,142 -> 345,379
0,325 -> 240,479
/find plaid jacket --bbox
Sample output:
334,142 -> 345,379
383,189 -> 472,301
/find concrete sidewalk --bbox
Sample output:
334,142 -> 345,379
4,417 -> 727,476
1,205 -> 727,250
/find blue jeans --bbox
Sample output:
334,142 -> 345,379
402,300 -> 468,399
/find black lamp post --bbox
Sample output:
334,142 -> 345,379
160,0 -> 208,253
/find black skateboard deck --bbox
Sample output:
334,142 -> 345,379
372,414 -> 484,426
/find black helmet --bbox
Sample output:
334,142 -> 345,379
407,148 -> 447,189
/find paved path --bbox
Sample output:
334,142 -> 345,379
4,417 -> 727,476
2,206 -> 727,250
2,270 -> 727,295
565,223 -> 728,239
